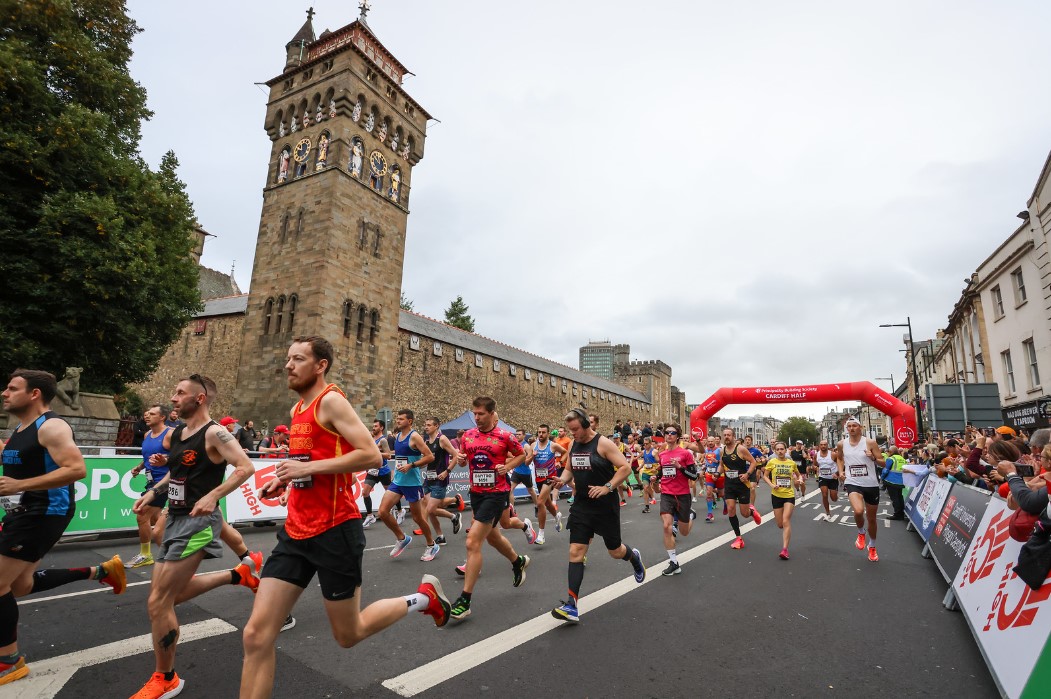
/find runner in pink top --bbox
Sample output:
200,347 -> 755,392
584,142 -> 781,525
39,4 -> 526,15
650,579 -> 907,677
657,424 -> 699,576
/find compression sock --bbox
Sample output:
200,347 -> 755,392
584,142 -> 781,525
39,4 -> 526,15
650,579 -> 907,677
568,561 -> 585,603
164,671 -> 176,681
667,549 -> 678,564
867,533 -> 876,547
706,499 -> 714,515
364,494 -> 373,515
460,591 -> 472,602
29,567 -> 92,593
729,515 -> 741,536
404,593 -> 429,610
140,542 -> 151,556
0,592 -> 17,647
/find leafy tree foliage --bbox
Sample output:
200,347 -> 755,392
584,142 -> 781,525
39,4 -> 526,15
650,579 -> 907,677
399,293 -> 414,311
443,295 -> 475,332
777,416 -> 820,446
0,0 -> 201,393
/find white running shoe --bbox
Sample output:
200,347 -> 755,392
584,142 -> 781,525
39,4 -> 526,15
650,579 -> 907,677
395,508 -> 405,525
362,514 -> 376,529
535,530 -> 546,546
523,518 -> 538,544
555,512 -> 564,533
390,535 -> 413,558
421,543 -> 440,562
124,553 -> 154,569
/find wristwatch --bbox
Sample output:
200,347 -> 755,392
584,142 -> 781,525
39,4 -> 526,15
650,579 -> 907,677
604,482 -> 613,491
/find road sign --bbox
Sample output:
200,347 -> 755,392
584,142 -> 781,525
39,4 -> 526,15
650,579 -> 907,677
926,383 -> 1002,432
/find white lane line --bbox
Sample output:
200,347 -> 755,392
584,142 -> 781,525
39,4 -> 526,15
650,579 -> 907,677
0,618 -> 237,699
25,580 -> 152,604
383,490 -> 821,697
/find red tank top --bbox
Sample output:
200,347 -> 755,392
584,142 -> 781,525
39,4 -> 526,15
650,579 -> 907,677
284,384 -> 359,539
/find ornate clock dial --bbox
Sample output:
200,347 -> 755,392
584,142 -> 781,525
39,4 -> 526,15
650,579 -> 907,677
369,150 -> 388,176
293,138 -> 311,162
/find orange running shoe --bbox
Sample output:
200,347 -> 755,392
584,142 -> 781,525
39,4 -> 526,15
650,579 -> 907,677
0,655 -> 28,686
234,562 -> 260,593
417,574 -> 451,627
730,536 -> 744,549
100,554 -> 127,594
129,671 -> 185,699
868,546 -> 879,562
855,533 -> 866,550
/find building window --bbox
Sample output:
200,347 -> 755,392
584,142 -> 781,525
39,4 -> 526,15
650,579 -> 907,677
296,209 -> 305,239
1011,268 -> 1027,305
280,212 -> 290,243
991,285 -> 1005,319
287,294 -> 298,331
275,295 -> 285,333
1002,349 -> 1016,394
1024,338 -> 1040,388
342,300 -> 353,337
263,298 -> 274,334
369,309 -> 379,344
356,306 -> 366,341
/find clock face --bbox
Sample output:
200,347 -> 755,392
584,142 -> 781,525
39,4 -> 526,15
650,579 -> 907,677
369,150 -> 388,176
293,138 -> 311,162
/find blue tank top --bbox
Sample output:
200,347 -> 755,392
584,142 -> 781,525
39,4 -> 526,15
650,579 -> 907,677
0,412 -> 74,516
513,440 -> 532,475
375,436 -> 391,475
141,427 -> 172,483
643,448 -> 658,465
532,440 -> 557,469
392,429 -> 423,486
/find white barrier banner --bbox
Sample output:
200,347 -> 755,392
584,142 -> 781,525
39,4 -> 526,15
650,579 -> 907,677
225,460 -> 385,523
953,497 -> 1051,698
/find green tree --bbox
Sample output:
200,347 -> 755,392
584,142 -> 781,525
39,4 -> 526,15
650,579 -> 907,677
777,416 -> 820,446
0,0 -> 202,393
444,295 -> 475,332
400,292 -> 414,311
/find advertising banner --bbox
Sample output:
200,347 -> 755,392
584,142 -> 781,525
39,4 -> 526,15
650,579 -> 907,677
928,484 -> 993,582
905,474 -> 954,543
953,498 -> 1051,699
64,456 -> 171,535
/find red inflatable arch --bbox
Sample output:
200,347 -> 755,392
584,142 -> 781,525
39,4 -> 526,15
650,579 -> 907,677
688,382 -> 918,448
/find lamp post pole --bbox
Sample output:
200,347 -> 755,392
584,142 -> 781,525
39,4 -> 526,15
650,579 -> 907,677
879,317 -> 925,439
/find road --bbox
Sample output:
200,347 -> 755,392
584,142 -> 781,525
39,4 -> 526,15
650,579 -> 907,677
3,484 -> 998,698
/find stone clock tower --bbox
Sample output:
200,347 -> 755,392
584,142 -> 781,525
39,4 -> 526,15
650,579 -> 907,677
232,6 -> 430,426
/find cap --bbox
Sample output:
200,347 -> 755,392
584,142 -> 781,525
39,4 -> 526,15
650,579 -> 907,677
998,482 -> 1011,498
219,416 -> 238,427
996,426 -> 1017,436
844,417 -> 862,426
273,424 -> 289,434
796,440 -> 803,444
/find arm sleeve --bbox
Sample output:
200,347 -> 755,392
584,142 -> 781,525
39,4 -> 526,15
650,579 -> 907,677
1006,477 -> 1050,514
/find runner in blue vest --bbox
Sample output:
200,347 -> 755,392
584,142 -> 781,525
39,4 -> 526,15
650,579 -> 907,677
377,410 -> 439,561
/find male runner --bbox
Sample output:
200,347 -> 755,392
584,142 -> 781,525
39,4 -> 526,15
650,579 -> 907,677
835,417 -> 885,562
449,397 -> 532,620
0,370 -> 127,687
531,424 -> 566,545
611,434 -> 630,506
790,441 -> 809,497
510,429 -> 538,510
744,435 -> 766,501
551,407 -> 645,622
657,425 -> 698,575
639,436 -> 659,513
376,410 -> 439,561
814,438 -> 839,519
361,420 -> 393,528
701,437 -> 724,522
763,442 -> 801,560
242,337 -> 449,699
129,374 -> 261,699
126,405 -> 173,568
421,417 -> 464,545
719,428 -> 762,549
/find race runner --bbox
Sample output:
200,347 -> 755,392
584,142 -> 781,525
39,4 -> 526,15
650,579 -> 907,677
835,417 -> 886,562
763,441 -> 801,560
718,428 -> 762,549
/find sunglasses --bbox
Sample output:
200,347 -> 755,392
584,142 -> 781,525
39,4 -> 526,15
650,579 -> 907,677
665,430 -> 679,436
188,373 -> 208,397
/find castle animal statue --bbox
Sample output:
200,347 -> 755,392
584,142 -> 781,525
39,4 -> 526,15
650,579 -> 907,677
55,367 -> 83,411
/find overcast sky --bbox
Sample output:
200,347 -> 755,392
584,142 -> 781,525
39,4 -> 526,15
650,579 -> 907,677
127,1 -> 1051,421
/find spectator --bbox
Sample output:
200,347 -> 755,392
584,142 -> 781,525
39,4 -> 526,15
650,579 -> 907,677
620,420 -> 632,441
881,446 -> 907,520
219,416 -> 250,452
996,444 -> 1050,515
164,408 -> 182,428
641,422 -> 653,439
258,424 -> 289,457
241,419 -> 258,448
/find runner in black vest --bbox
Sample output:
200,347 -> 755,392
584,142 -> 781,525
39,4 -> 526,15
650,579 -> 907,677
422,417 -> 464,545
551,408 -> 645,623
719,427 -> 762,550
0,369 -> 127,688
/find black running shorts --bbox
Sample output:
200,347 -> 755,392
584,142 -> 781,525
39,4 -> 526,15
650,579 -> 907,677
364,471 -> 392,488
470,491 -> 509,527
845,484 -> 881,506
660,493 -> 692,521
818,477 -> 840,491
261,518 -> 365,601
0,512 -> 73,562
770,494 -> 796,509
509,471 -> 534,489
567,507 -> 622,551
724,478 -> 751,504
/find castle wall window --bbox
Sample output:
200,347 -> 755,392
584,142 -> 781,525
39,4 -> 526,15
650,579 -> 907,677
287,294 -> 298,331
275,295 -> 285,333
357,306 -> 366,341
279,212 -> 290,243
263,298 -> 274,334
342,300 -> 353,337
296,208 -> 305,239
369,309 -> 379,344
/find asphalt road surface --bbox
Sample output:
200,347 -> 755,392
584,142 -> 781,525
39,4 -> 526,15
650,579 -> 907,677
2,483 -> 998,698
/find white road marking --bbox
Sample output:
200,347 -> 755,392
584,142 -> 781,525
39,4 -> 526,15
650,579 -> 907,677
0,618 -> 237,699
383,490 -> 821,696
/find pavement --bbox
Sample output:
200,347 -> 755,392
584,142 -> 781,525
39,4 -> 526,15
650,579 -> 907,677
2,482 -> 998,698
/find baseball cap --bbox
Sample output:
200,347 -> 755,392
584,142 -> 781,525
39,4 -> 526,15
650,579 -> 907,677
273,424 -> 289,434
996,426 -> 1017,436
844,417 -> 862,426
219,416 -> 238,427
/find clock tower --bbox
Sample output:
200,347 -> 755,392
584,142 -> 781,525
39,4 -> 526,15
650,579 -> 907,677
232,6 -> 431,426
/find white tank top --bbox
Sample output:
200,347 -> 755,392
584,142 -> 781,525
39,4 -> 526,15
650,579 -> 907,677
842,436 -> 878,487
815,451 -> 837,479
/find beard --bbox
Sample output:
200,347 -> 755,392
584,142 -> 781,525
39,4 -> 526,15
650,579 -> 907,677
287,372 -> 315,393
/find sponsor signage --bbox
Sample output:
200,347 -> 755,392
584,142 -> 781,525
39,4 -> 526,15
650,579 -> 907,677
1003,397 -> 1051,431
905,474 -> 953,542
928,484 -> 993,582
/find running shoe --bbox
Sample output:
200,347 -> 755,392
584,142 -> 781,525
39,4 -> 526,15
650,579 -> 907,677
662,561 -> 681,576
690,509 -> 698,522
417,574 -> 451,627
130,671 -> 184,699
620,500 -> 627,507
722,502 -> 728,516
362,513 -> 377,529
671,523 -> 679,536
420,543 -> 440,562
855,533 -> 866,551
692,496 -> 697,502
125,553 -> 154,569
454,563 -> 466,576
555,512 -> 564,532
454,493 -> 466,511
750,508 -> 762,525
868,546 -> 879,562
234,561 -> 260,592
630,548 -> 646,583
649,498 -> 657,505
705,514 -> 714,523
434,535 -> 447,546
0,655 -> 28,687
395,508 -> 405,525
390,535 -> 413,558
100,554 -> 127,594
511,554 -> 530,587
522,518 -> 537,544
280,615 -> 296,632
779,548 -> 790,560
730,536 -> 744,550
567,497 -> 574,505
642,506 -> 650,514
413,528 -> 423,536
509,502 -> 517,518
535,530 -> 546,546
551,600 -> 579,623
452,512 -> 462,534
626,489 -> 632,498
450,595 -> 471,621
243,551 -> 264,578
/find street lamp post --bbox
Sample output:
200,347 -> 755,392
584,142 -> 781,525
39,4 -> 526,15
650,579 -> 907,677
875,375 -> 894,392
879,316 -> 925,438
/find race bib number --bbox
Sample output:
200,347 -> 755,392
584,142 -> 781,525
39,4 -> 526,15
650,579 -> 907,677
472,470 -> 495,486
535,466 -> 549,479
819,466 -> 835,478
848,465 -> 869,478
571,455 -> 590,471
0,493 -> 23,512
394,457 -> 409,471
706,465 -> 719,474
424,468 -> 438,481
776,477 -> 792,489
168,479 -> 186,504
662,466 -> 677,478
725,469 -> 739,479
367,468 -> 380,477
